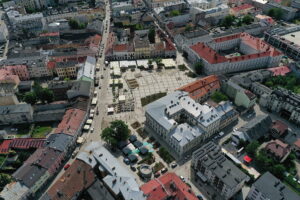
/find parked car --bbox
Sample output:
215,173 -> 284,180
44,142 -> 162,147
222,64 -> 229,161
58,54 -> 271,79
161,168 -> 168,174
197,195 -> 203,200
123,158 -> 130,165
64,164 -> 70,170
171,163 -> 177,168
130,165 -> 137,172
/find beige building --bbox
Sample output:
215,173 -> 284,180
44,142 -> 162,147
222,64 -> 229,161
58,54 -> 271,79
55,61 -> 79,79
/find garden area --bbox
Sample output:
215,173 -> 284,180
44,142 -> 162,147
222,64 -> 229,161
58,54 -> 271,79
264,74 -> 300,94
141,92 -> 167,107
138,153 -> 155,165
158,147 -> 175,164
31,125 -> 52,138
211,91 -> 229,103
153,162 -> 165,173
244,140 -> 300,194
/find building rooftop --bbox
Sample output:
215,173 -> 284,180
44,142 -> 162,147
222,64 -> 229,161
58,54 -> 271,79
265,139 -> 290,160
54,108 -> 86,136
77,142 -> 146,200
141,172 -> 198,200
77,56 -> 96,82
238,115 -> 272,141
271,120 -> 288,136
190,32 -> 282,65
177,75 -> 220,101
45,133 -> 73,152
192,142 -> 249,189
251,172 -> 300,200
0,182 -> 29,200
47,160 -> 95,200
13,163 -> 47,188
24,147 -> 64,175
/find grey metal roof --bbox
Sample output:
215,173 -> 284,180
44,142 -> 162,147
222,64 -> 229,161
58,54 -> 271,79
251,172 -> 300,200
238,115 -> 272,141
0,104 -> 32,115
86,179 -> 115,200
0,182 -> 29,200
78,142 -> 146,200
45,133 -> 73,152
193,142 -> 249,189
13,164 -> 47,188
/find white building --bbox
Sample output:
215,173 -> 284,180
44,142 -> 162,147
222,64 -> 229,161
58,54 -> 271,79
145,91 -> 236,157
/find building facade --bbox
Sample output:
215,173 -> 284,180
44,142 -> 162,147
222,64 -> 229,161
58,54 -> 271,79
192,142 -> 249,200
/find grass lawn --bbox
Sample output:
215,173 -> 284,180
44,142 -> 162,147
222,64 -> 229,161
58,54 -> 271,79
141,92 -> 167,107
31,126 -> 52,138
158,147 -> 175,164
153,162 -> 165,173
284,175 -> 300,195
0,155 -> 6,167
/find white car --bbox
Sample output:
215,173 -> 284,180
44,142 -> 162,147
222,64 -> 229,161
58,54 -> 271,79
90,127 -> 94,133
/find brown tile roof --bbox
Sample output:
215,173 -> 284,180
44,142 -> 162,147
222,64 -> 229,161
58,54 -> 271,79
47,160 -> 95,200
265,139 -> 290,160
271,120 -> 288,136
177,75 -> 220,100
294,139 -> 300,148
54,108 -> 86,136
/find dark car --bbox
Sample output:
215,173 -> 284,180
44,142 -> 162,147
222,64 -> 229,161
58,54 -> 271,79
197,195 -> 203,200
161,168 -> 168,174
130,165 -> 137,172
123,158 -> 130,165
171,163 -> 177,168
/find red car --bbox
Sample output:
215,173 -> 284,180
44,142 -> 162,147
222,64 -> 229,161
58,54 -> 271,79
64,164 -> 71,170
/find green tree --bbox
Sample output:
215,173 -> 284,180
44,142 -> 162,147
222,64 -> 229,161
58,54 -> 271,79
148,28 -> 155,43
39,88 -> 54,103
221,15 -> 236,28
245,141 -> 260,156
23,92 -> 37,104
110,120 -> 130,141
68,19 -> 87,30
185,24 -> 193,32
268,8 -> 283,20
242,15 -> 254,25
271,164 -> 286,179
194,62 -> 203,75
135,24 -> 144,30
101,127 -> 118,147
0,173 -> 12,189
211,91 -> 228,103
170,10 -> 181,17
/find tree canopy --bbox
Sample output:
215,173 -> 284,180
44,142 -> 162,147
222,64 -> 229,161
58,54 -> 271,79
194,62 -> 203,75
268,8 -> 283,20
242,15 -> 254,25
23,92 -> 37,105
101,120 -> 130,148
221,15 -> 236,28
170,10 -> 181,17
245,141 -> 260,156
0,173 -> 12,189
148,28 -> 155,43
69,19 -> 87,30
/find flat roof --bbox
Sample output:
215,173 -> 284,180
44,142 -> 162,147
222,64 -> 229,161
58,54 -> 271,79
282,31 -> 300,46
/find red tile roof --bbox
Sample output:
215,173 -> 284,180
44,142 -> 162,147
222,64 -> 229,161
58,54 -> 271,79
0,138 -> 45,154
0,140 -> 13,154
47,160 -> 95,200
177,75 -> 220,101
140,173 -> 198,200
268,66 -> 291,76
113,44 -> 128,52
191,32 -> 282,64
54,108 -> 86,136
47,61 -> 56,70
10,138 -> 45,149
231,4 -> 254,12
190,43 -> 227,64
40,32 -> 60,37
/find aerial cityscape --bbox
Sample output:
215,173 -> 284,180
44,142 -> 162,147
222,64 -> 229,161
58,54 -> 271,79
0,0 -> 300,200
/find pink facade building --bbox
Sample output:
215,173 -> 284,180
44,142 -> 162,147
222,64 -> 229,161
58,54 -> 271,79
4,65 -> 30,81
